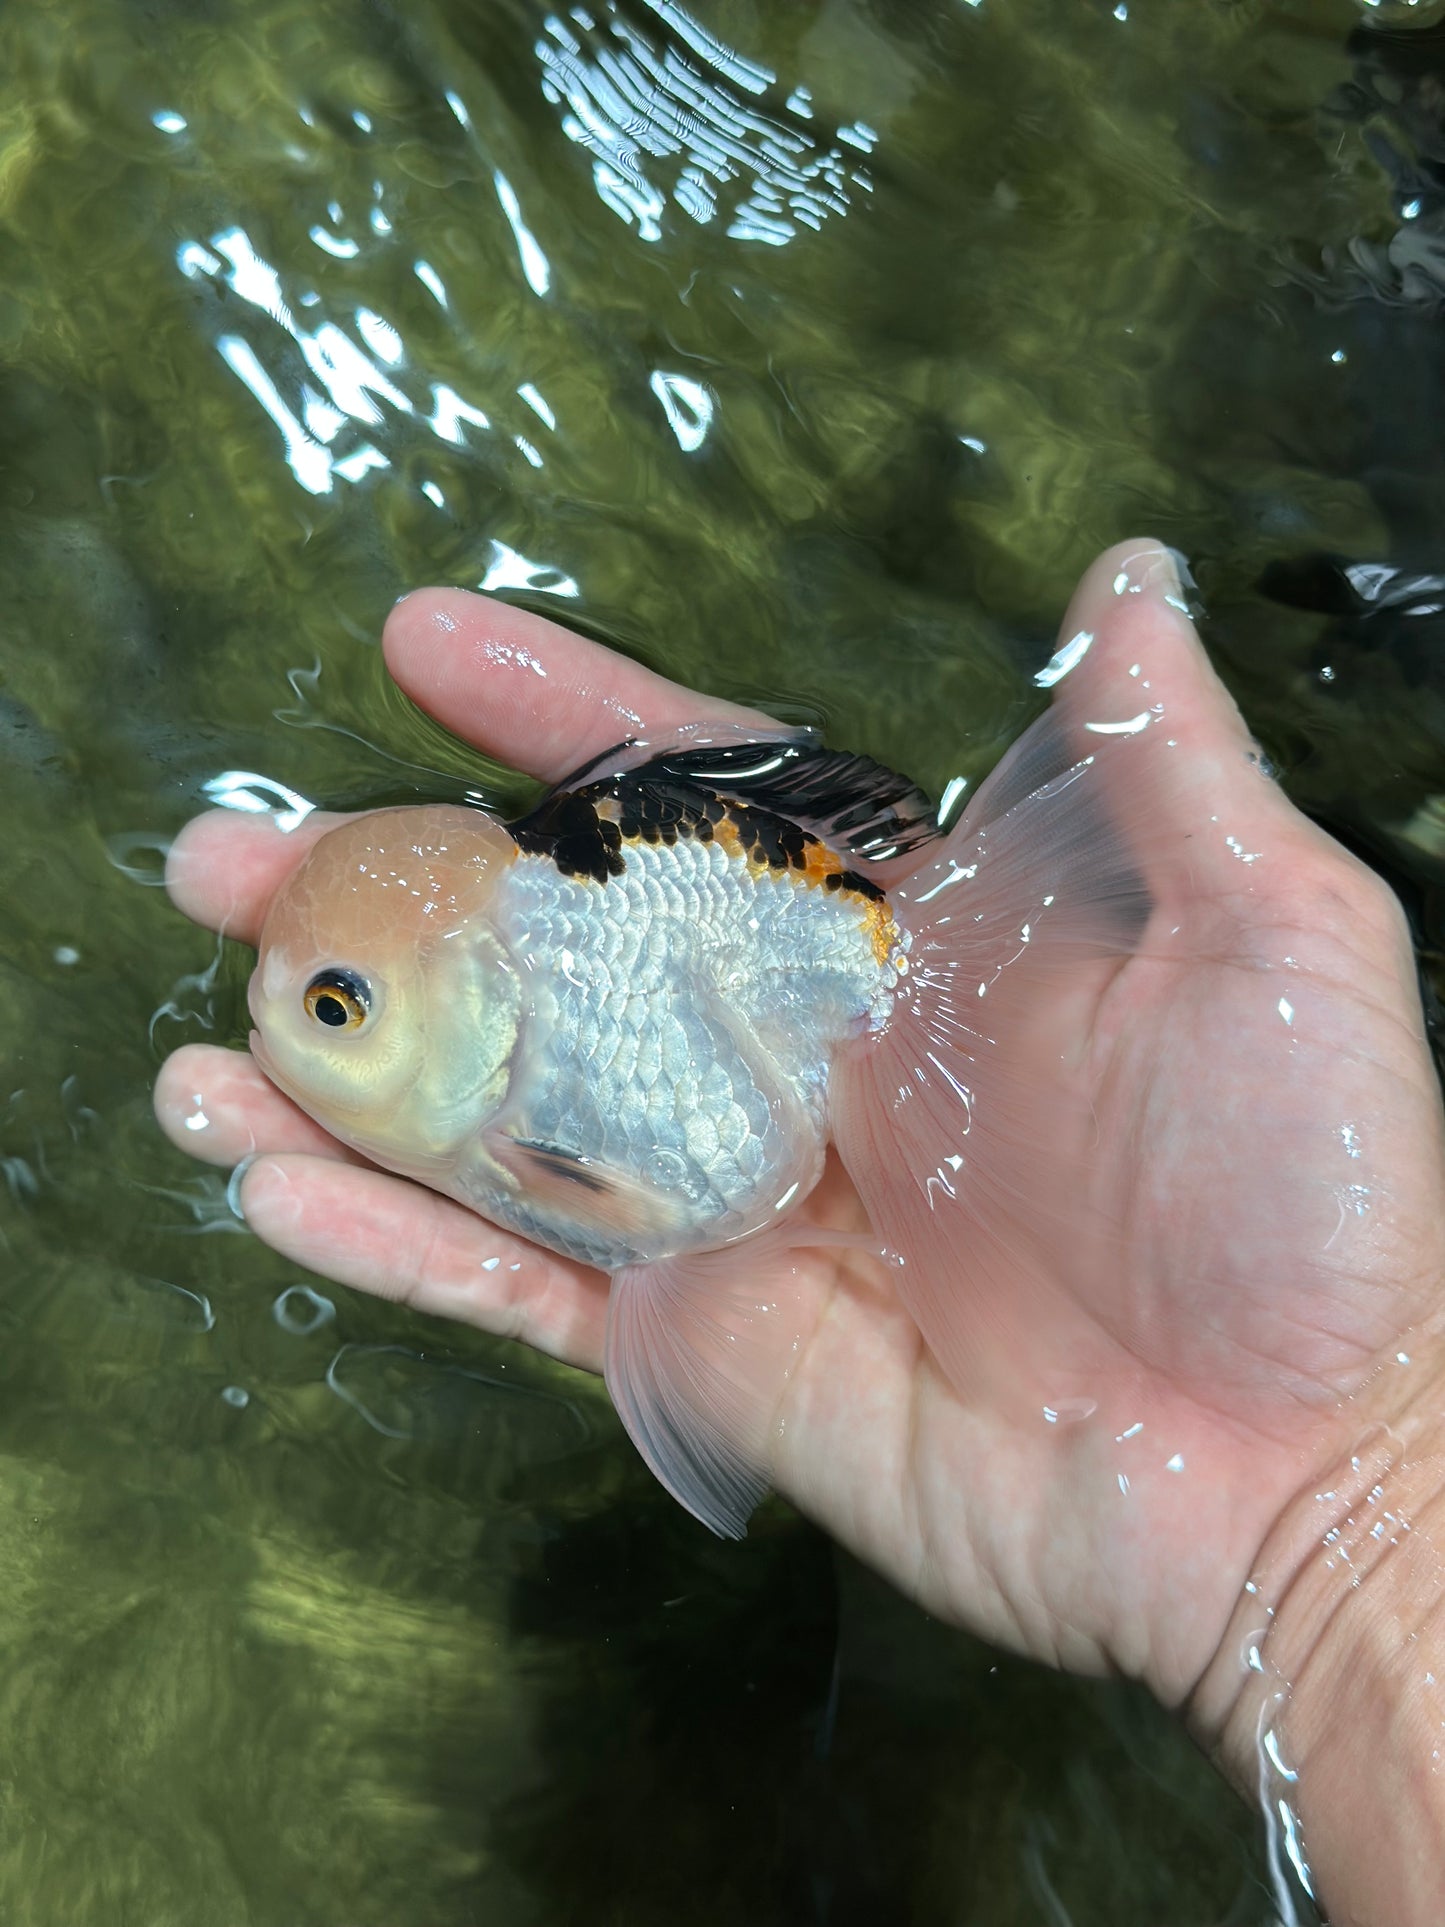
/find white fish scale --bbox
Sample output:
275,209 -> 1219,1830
577,1003 -> 600,1063
494,835 -> 897,1262
634,1021 -> 662,1089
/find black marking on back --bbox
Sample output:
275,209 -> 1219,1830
824,867 -> 883,901
507,735 -> 936,886
510,790 -> 625,882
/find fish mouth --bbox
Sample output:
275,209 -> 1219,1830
246,971 -> 284,1087
246,967 -> 264,1031
247,1027 -> 343,1137
248,1029 -> 308,1116
248,1032 -> 290,1109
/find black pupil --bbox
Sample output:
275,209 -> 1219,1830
314,993 -> 349,1027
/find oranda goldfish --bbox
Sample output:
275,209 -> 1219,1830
249,709 -> 1146,1535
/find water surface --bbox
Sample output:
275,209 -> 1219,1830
4,0 -> 1443,1919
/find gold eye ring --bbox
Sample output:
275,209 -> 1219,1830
303,970 -> 370,1032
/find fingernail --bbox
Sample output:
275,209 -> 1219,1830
1116,543 -> 1202,625
230,1155 -> 301,1230
1157,546 -> 1201,622
1151,545 -> 1183,600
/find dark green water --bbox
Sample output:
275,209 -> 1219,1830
4,0 -> 1444,1918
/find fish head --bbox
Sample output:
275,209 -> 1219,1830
249,805 -> 523,1173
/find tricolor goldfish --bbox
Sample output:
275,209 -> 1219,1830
248,710 -> 1146,1534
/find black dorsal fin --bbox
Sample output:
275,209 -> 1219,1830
638,738 -> 939,863
509,725 -> 939,880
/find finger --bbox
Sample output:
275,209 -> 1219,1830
1050,537 -> 1327,902
154,1043 -> 369,1168
384,587 -> 777,784
238,1154 -> 609,1373
1054,539 -> 1258,754
166,809 -> 348,942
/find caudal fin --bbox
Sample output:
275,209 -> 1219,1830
830,663 -> 1155,1403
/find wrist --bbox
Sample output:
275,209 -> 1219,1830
1191,1352 -> 1445,1923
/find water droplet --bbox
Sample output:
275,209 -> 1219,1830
1033,628 -> 1094,688
1042,1396 -> 1098,1426
221,1385 -> 250,1409
643,1147 -> 692,1191
1273,1796 -> 1316,1901
1262,1728 -> 1298,1783
273,1285 -> 336,1335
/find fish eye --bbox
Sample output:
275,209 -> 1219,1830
303,969 -> 371,1032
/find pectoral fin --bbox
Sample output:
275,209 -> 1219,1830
482,1131 -> 691,1246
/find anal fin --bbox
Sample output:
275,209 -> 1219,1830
604,1222 -> 824,1538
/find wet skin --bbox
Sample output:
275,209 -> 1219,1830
155,540 -> 1445,1915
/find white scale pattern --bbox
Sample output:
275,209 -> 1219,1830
485,832 -> 900,1265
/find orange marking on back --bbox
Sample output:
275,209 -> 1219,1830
711,814 -> 747,864
864,896 -> 904,967
711,813 -> 902,967
611,810 -> 904,970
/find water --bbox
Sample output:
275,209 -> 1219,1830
3,0 -> 1443,1916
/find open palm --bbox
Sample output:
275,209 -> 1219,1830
156,539 -> 1445,1716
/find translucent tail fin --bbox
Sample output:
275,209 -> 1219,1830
831,691 -> 1153,1402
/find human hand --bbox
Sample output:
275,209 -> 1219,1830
154,541 -> 1445,1799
